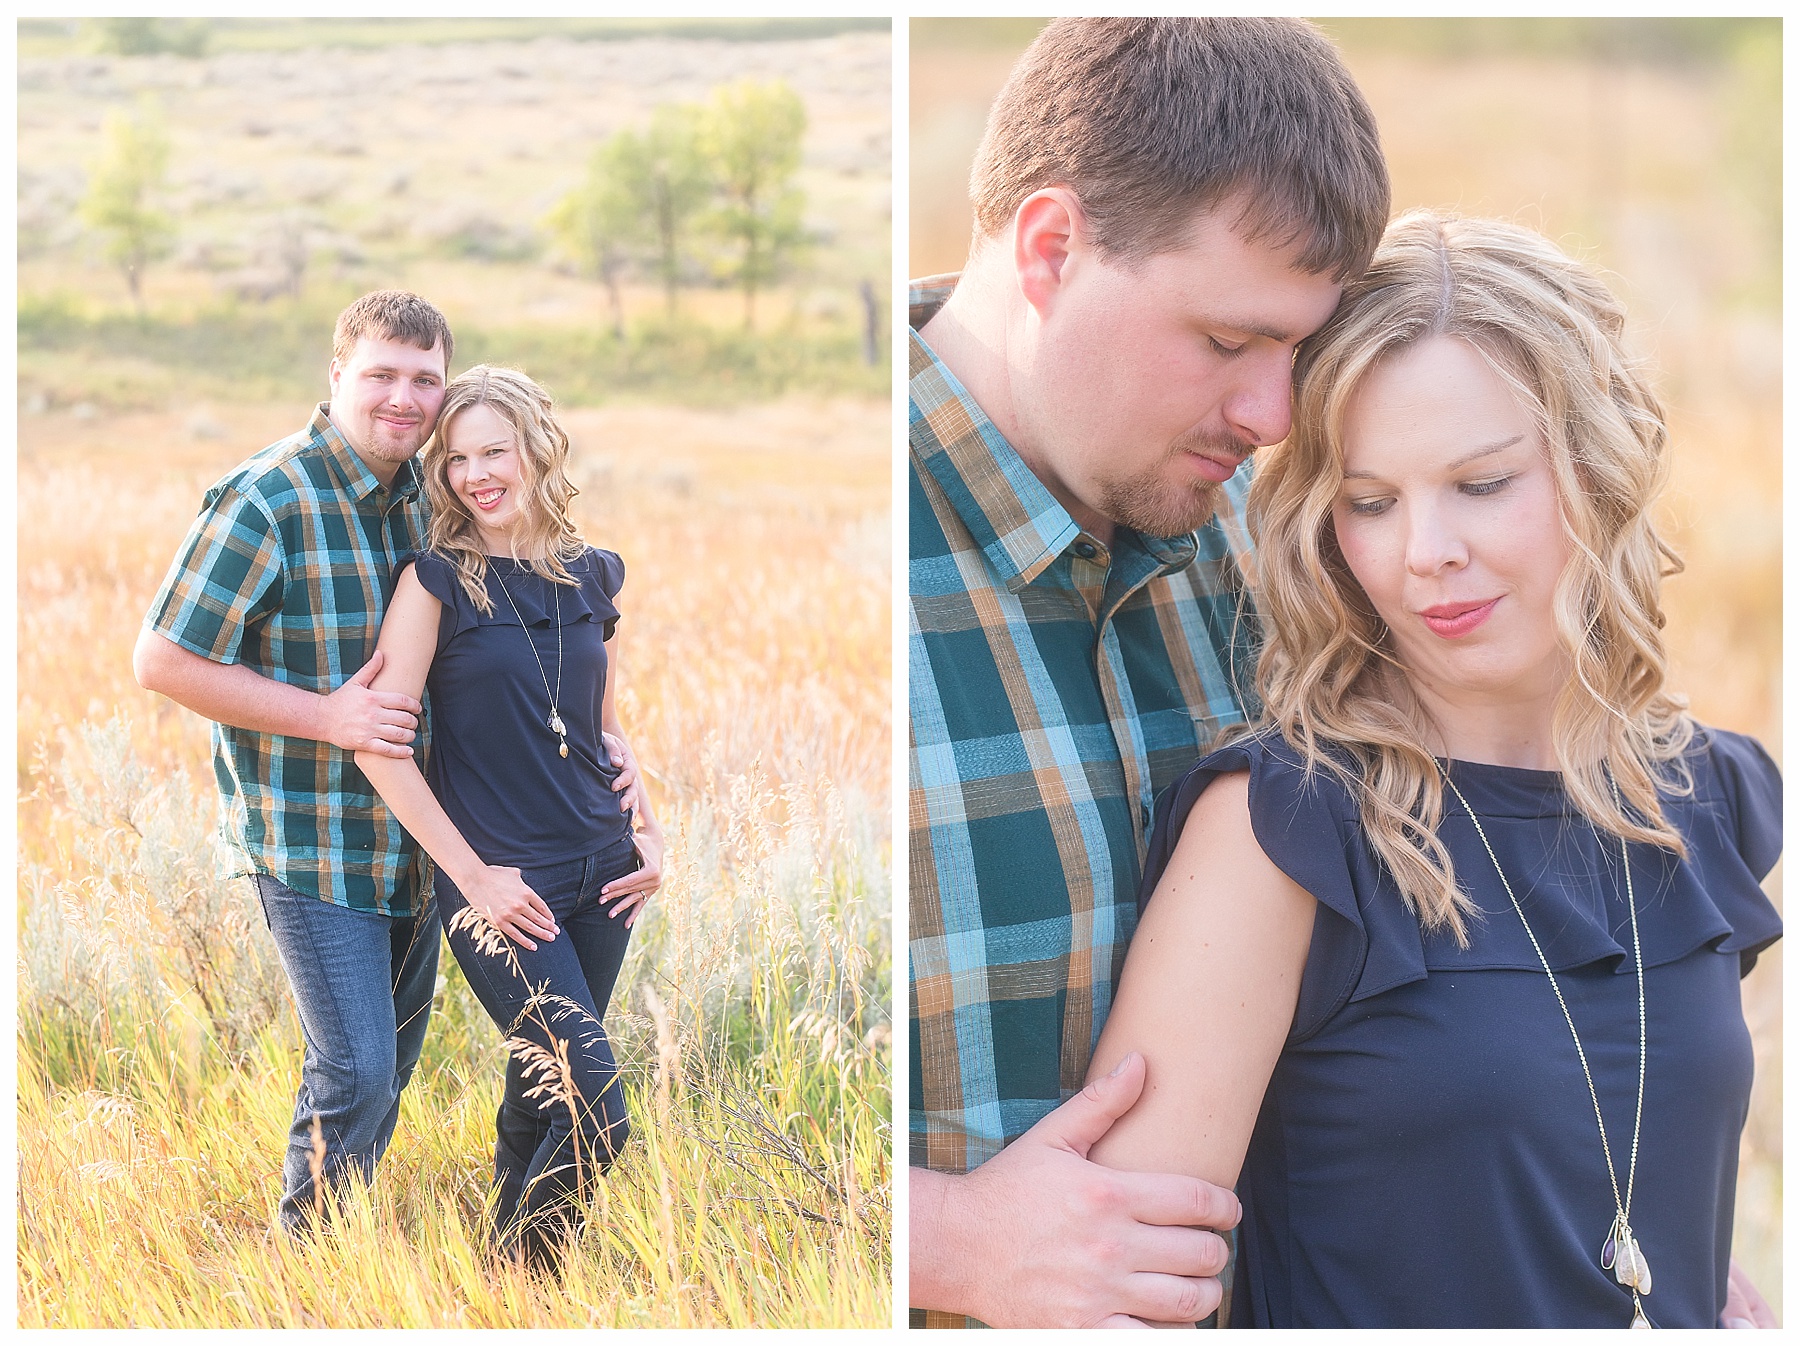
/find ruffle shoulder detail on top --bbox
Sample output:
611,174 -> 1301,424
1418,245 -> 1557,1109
401,548 -> 624,643
1139,725 -> 1783,1047
1671,725 -> 1782,972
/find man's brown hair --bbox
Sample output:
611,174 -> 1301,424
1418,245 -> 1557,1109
332,289 -> 455,369
969,18 -> 1389,280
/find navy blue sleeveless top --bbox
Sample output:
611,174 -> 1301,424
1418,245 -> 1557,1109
403,548 -> 633,869
1139,725 -> 1781,1329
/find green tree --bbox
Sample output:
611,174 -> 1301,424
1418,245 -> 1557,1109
85,18 -> 211,58
546,162 -> 633,338
550,103 -> 711,333
628,104 -> 714,317
698,79 -> 808,331
78,104 -> 174,314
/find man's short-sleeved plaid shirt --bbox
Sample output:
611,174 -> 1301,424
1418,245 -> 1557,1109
146,404 -> 432,916
908,275 -> 1259,1198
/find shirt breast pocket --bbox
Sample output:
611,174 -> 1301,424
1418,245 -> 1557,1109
1189,708 -> 1240,755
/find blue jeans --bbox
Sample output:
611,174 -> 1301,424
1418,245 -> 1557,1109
437,838 -> 636,1262
252,875 -> 441,1231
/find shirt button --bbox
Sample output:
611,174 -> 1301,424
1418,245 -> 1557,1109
1074,542 -> 1098,559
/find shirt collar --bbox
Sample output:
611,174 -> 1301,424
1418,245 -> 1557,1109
909,274 -> 1197,591
311,402 -> 423,503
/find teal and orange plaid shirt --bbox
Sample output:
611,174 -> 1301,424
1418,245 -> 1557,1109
908,276 -> 1258,1321
146,404 -> 432,916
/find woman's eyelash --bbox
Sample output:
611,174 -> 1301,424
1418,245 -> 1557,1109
1341,476 -> 1513,515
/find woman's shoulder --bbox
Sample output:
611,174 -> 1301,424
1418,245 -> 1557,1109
1684,722 -> 1780,790
1677,722 -> 1781,883
398,548 -> 461,600
569,545 -> 625,595
1147,726 -> 1362,906
1191,725 -> 1362,816
1142,723 -> 1376,1044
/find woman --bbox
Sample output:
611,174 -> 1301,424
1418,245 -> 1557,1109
355,364 -> 664,1267
1088,212 -> 1780,1327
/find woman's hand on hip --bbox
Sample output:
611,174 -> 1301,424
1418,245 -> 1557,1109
1722,1258 -> 1777,1328
600,731 -> 646,817
602,826 -> 664,927
463,865 -> 559,949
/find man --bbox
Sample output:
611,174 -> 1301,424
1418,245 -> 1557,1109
908,19 -> 1390,1327
134,290 -> 453,1229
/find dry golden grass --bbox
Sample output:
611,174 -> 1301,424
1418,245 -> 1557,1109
911,19 -> 1781,1318
18,396 -> 890,807
17,394 -> 891,1327
21,24 -> 892,1324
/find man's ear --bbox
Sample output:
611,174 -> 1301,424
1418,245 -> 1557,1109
326,357 -> 342,397
1013,187 -> 1086,319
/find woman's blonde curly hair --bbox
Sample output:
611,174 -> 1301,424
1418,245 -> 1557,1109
422,364 -> 587,614
1250,210 -> 1692,945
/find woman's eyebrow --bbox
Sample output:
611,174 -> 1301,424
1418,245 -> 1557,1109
1340,436 -> 1524,482
1447,436 -> 1523,469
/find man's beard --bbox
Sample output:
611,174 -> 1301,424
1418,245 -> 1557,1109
358,419 -> 429,464
1096,432 -> 1248,538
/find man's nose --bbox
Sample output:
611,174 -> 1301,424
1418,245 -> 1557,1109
1222,350 -> 1295,448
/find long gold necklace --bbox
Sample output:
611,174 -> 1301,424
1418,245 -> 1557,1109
1442,771 -> 1651,1330
491,561 -> 568,759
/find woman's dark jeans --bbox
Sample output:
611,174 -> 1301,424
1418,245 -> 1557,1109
438,839 -> 638,1263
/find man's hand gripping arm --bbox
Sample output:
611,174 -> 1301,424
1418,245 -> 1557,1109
133,628 -> 420,759
909,1051 -> 1238,1328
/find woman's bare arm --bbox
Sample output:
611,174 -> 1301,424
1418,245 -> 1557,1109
352,565 -> 560,947
1088,770 -> 1315,1192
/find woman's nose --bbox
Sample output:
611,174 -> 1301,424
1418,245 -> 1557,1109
1405,504 -> 1468,576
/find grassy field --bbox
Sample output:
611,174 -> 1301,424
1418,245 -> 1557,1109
20,24 -> 891,407
17,396 -> 891,1328
911,17 -> 1782,1316
18,22 -> 891,1329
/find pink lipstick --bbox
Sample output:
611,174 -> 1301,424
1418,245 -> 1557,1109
1419,598 -> 1499,638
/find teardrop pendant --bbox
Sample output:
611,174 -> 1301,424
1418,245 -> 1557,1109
558,740 -> 569,759
1606,1229 -> 1651,1294
1616,1236 -> 1640,1288
1631,1301 -> 1651,1329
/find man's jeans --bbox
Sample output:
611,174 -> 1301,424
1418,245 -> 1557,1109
253,875 -> 441,1230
